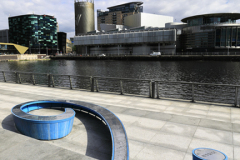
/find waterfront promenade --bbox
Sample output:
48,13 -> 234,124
0,82 -> 240,159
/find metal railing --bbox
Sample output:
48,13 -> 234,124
1,71 -> 239,107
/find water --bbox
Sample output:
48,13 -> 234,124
1,60 -> 240,84
1,60 -> 240,104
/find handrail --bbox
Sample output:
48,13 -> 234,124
1,70 -> 239,106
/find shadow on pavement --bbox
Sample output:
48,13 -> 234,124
75,111 -> 112,160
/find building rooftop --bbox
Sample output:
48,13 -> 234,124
181,13 -> 240,23
107,1 -> 143,9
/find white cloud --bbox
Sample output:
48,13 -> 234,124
0,0 -> 240,39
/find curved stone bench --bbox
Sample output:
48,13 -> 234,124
11,100 -> 129,160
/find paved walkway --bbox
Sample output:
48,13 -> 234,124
0,82 -> 240,160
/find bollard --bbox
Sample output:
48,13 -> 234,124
152,81 -> 155,99
192,148 -> 228,160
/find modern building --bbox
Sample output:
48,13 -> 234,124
57,32 -> 67,54
180,13 -> 240,52
97,2 -> 143,30
75,0 -> 95,35
124,13 -> 173,28
0,29 -> 9,43
8,14 -> 58,54
66,39 -> 73,53
74,27 -> 176,55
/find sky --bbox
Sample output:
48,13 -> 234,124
0,0 -> 239,39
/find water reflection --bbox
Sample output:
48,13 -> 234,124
1,60 -> 240,85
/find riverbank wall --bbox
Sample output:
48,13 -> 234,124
0,54 -> 48,61
50,55 -> 240,61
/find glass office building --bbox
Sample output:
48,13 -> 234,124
180,13 -> 240,52
8,14 -> 58,54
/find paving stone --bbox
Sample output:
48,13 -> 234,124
150,132 -> 192,152
199,119 -> 232,131
134,143 -> 186,160
194,127 -> 233,145
169,114 -> 201,126
161,122 -> 197,137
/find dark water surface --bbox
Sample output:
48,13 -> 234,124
1,60 -> 240,84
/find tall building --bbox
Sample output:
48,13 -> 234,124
57,32 -> 66,54
97,2 -> 143,30
8,14 -> 58,54
74,0 -> 95,35
180,13 -> 240,52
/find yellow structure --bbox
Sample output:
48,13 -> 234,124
0,43 -> 28,54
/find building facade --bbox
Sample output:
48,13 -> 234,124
74,27 -> 176,55
57,32 -> 67,54
0,29 -> 9,43
97,2 -> 143,30
180,13 -> 240,52
124,13 -> 173,28
8,14 -> 57,54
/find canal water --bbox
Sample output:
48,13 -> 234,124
1,60 -> 240,105
1,60 -> 240,84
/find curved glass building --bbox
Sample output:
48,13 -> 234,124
180,13 -> 240,52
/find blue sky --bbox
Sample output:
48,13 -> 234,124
0,0 -> 239,39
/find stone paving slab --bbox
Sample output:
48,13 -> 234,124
1,82 -> 240,160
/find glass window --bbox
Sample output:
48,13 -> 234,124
215,28 -> 221,47
232,27 -> 237,47
221,28 -> 226,47
226,27 -> 231,46
237,28 -> 240,46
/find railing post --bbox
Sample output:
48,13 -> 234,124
69,75 -> 72,89
2,71 -> 6,82
235,87 -> 238,107
18,73 -> 22,84
32,73 -> 35,85
96,79 -> 99,92
15,72 -> 18,83
120,80 -> 123,95
156,82 -> 159,99
149,81 -> 152,98
48,74 -> 51,87
191,83 -> 195,102
91,77 -> 95,92
51,75 -> 55,87
152,81 -> 155,99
